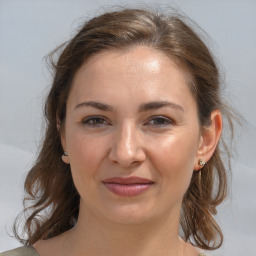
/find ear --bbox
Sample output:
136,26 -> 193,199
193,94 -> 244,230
57,118 -> 70,164
194,110 -> 222,171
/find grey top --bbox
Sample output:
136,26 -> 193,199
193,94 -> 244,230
0,246 -> 39,256
0,245 -> 207,256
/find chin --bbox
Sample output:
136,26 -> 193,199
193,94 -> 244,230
99,202 -> 157,225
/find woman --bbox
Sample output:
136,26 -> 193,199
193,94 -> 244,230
1,7 -> 235,256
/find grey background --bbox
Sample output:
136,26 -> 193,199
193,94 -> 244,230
0,0 -> 255,255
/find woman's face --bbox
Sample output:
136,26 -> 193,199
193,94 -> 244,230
61,46 -> 203,224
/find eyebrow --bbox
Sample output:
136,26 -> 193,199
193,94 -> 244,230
74,100 -> 184,113
139,101 -> 184,112
75,101 -> 114,112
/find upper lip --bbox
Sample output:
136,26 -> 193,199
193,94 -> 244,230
102,176 -> 154,185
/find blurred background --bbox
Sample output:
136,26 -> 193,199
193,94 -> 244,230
0,0 -> 255,255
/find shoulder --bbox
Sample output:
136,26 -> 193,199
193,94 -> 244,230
0,246 -> 39,256
181,239 -> 208,256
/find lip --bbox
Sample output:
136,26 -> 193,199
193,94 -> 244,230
103,176 -> 153,184
103,176 -> 154,197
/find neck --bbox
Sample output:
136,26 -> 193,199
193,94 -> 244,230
62,201 -> 184,256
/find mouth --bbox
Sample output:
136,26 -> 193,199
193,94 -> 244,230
102,176 -> 154,197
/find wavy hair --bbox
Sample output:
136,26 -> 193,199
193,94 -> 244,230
13,7 -> 237,250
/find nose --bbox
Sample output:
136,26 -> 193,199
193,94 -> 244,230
108,120 -> 146,168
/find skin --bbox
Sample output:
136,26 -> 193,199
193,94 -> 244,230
34,46 -> 222,256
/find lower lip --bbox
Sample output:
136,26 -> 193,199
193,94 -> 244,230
103,183 -> 154,197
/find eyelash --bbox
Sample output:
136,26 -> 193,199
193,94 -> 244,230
82,115 -> 173,128
147,116 -> 173,126
82,116 -> 109,127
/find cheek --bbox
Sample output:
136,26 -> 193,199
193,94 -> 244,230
151,131 -> 198,166
66,131 -> 108,187
149,133 -> 198,191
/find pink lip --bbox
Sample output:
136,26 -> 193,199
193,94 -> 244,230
103,176 -> 154,197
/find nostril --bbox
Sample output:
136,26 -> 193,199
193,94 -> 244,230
107,126 -> 146,167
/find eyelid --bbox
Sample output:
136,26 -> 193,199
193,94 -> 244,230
145,115 -> 174,127
82,115 -> 110,126
81,115 -> 174,128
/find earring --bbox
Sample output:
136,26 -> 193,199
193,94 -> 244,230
198,159 -> 205,167
62,151 -> 69,164
198,169 -> 202,196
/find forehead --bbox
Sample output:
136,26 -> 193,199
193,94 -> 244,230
68,46 -> 196,113
76,46 -> 187,79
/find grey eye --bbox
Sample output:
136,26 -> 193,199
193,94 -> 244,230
147,116 -> 172,126
83,116 -> 108,127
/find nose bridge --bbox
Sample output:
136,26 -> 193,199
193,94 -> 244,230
109,119 -> 145,167
120,119 -> 136,150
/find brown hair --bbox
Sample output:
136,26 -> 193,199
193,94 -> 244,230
14,7 -> 236,250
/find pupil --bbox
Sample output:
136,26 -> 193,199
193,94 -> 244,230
94,118 -> 102,124
155,118 -> 164,124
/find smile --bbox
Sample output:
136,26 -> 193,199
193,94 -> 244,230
102,176 -> 154,197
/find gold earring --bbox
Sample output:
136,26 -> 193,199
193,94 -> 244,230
198,169 -> 202,196
198,159 -> 205,167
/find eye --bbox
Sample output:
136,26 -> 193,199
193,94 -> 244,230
146,116 -> 173,127
82,116 -> 109,127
